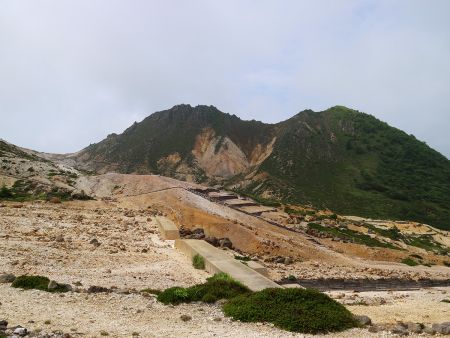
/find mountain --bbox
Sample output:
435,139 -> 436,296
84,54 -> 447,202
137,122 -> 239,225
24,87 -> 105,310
73,104 -> 450,230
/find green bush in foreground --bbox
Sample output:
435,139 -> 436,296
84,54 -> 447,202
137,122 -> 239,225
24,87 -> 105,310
192,254 -> 205,270
11,275 -> 70,293
222,288 -> 358,334
157,273 -> 250,305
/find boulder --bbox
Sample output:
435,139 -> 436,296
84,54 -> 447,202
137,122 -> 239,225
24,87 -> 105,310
204,236 -> 219,247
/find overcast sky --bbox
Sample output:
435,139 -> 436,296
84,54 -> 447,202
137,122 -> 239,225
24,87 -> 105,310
1,0 -> 449,158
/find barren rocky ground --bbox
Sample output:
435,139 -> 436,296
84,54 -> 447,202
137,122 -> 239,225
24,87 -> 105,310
1,200 -> 449,337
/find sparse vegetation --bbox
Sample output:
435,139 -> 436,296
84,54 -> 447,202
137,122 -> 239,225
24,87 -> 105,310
307,222 -> 399,249
223,288 -> 358,334
157,273 -> 250,305
192,254 -> 205,269
401,257 -> 419,266
234,255 -> 251,261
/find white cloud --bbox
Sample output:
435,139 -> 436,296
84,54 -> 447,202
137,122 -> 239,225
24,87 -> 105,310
0,0 -> 449,158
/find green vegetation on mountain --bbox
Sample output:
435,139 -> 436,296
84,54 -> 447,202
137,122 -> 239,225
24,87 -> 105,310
78,104 -> 450,230
255,106 -> 450,230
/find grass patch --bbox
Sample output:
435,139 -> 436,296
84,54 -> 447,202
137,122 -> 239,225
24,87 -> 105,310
11,275 -> 70,293
192,254 -> 205,270
223,288 -> 358,334
307,223 -> 399,249
401,257 -> 419,266
157,273 -> 250,305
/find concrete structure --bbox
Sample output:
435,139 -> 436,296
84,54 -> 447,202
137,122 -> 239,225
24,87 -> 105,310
223,199 -> 258,207
155,216 -> 180,240
175,239 -> 280,291
207,191 -> 237,201
246,260 -> 268,277
237,205 -> 277,215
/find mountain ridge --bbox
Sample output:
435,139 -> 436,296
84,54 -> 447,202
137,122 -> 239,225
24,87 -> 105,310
8,104 -> 450,230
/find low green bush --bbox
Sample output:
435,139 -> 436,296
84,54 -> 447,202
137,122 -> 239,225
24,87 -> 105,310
192,254 -> 205,269
157,273 -> 250,305
11,275 -> 70,293
223,288 -> 357,334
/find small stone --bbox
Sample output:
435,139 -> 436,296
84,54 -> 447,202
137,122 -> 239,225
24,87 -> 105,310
368,325 -> 381,333
48,280 -> 59,290
180,315 -> 192,322
87,285 -> 110,293
406,322 -> 423,334
218,238 -> 233,249
432,322 -> 450,334
90,238 -> 101,247
354,315 -> 372,326
0,273 -> 16,283
423,326 -> 436,335
284,257 -> 293,264
391,323 -> 408,336
13,327 -> 28,336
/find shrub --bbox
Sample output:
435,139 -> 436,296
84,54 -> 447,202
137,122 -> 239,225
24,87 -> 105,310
287,275 -> 297,281
11,275 -> 70,293
157,273 -> 250,305
223,288 -> 357,334
192,254 -> 205,270
0,185 -> 13,198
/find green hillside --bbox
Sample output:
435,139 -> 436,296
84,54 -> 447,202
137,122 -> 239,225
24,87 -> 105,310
252,106 -> 450,229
